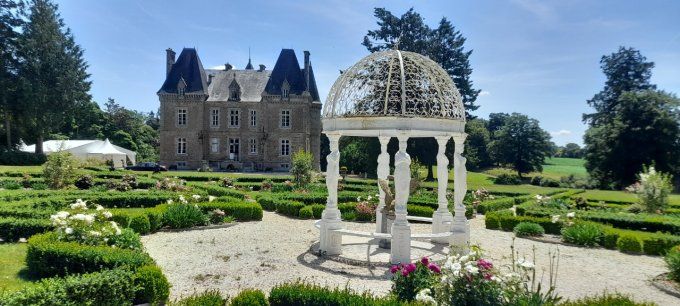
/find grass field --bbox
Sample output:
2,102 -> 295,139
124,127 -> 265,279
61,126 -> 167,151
542,157 -> 588,179
0,244 -> 34,292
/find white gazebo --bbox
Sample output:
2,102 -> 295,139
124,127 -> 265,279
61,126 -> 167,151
317,49 -> 469,264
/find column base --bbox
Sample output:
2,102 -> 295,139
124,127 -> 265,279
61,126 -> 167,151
451,216 -> 470,255
319,208 -> 342,256
432,209 -> 454,244
390,221 -> 411,264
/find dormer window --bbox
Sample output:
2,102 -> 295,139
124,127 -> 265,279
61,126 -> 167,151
177,77 -> 187,95
229,77 -> 241,101
281,79 -> 290,99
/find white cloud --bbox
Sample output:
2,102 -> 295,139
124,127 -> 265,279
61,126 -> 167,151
479,91 -> 491,96
550,129 -> 572,137
209,65 -> 225,70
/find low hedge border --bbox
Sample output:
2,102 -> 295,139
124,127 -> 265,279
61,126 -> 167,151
0,217 -> 53,241
199,201 -> 263,221
268,281 -> 412,306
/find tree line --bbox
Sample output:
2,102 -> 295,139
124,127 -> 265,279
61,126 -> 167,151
0,0 -> 159,161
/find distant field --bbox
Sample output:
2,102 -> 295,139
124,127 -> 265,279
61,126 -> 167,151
541,157 -> 588,179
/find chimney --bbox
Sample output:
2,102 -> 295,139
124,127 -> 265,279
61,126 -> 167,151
224,63 -> 233,71
166,48 -> 176,76
303,51 -> 310,91
258,64 -> 266,72
208,74 -> 214,85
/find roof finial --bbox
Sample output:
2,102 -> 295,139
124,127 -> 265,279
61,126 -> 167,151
245,47 -> 254,70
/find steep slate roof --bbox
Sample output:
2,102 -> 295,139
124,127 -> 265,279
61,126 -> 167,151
306,64 -> 321,101
264,49 -> 306,96
205,69 -> 271,102
159,48 -> 208,94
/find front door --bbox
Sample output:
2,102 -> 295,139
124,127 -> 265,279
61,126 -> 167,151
229,138 -> 240,161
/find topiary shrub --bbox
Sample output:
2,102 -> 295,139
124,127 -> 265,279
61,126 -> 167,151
276,201 -> 305,218
129,214 -> 152,235
230,289 -> 268,306
602,229 -> 620,250
559,292 -> 655,306
561,222 -> 603,247
257,196 -> 276,211
665,246 -> 680,282
617,234 -> 642,254
299,206 -> 314,219
513,222 -> 545,237
75,174 -> 95,190
493,173 -> 522,185
134,265 -> 170,306
171,290 -> 227,306
310,204 -> 325,219
268,282 -> 398,306
484,212 -> 501,229
163,204 -> 207,229
199,202 -> 263,221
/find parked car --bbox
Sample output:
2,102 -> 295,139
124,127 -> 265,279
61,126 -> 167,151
125,162 -> 167,172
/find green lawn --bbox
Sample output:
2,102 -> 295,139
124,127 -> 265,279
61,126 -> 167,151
0,243 -> 35,292
541,157 -> 588,179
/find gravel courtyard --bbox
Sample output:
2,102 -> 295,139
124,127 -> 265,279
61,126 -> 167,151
142,212 -> 679,305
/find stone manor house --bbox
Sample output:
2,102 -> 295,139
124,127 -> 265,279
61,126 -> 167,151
158,48 -> 322,171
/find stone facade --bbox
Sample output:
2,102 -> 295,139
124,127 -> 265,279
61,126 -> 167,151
158,48 -> 321,171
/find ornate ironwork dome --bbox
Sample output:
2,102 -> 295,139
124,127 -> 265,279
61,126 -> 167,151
323,50 -> 465,121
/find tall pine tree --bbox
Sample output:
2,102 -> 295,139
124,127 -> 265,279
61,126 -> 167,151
18,0 -> 91,153
362,8 -> 480,180
0,0 -> 24,149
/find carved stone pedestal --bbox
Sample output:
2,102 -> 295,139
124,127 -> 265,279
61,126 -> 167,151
390,220 -> 411,264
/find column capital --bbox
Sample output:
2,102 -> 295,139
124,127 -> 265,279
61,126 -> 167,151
451,132 -> 467,143
378,136 -> 391,144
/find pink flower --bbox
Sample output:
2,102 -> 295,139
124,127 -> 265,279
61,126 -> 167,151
477,259 -> 493,270
405,263 -> 417,273
390,265 -> 400,274
428,263 -> 441,274
401,269 -> 410,277
484,273 -> 493,280
420,257 -> 430,266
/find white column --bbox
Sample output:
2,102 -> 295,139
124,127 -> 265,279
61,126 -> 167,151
432,136 -> 454,244
451,133 -> 469,254
375,136 -> 390,234
319,133 -> 342,255
391,134 -> 411,264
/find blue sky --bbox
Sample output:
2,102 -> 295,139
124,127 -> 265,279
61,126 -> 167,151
54,0 -> 680,145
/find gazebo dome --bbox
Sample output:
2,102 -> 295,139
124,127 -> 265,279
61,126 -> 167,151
324,50 -> 465,120
322,50 -> 466,136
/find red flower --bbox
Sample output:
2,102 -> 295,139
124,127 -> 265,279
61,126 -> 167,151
421,257 -> 430,266
405,263 -> 417,273
402,269 -> 410,277
390,265 -> 400,274
428,263 -> 441,274
477,259 -> 493,270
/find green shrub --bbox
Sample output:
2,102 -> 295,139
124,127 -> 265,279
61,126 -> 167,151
493,173 -> 522,185
541,178 -> 561,187
200,202 -> 263,221
642,237 -> 677,256
602,228 -> 620,249
134,265 -> 170,306
268,282 -> 402,306
230,289 -> 268,306
3,180 -> 22,190
559,292 -> 655,306
0,268 -> 136,306
42,151 -> 79,189
309,204 -> 325,219
407,205 -> 434,218
163,203 -> 207,229
484,211 -> 502,229
561,222 -> 603,247
26,232 -> 154,277
665,246 -> 680,282
129,214 -> 152,234
109,228 -> 144,250
617,234 -> 642,253
0,217 -> 53,241
31,182 -> 48,190
171,290 -> 227,306
257,196 -> 277,211
276,201 -> 305,217
0,151 -> 46,165
341,211 -> 356,221
299,206 -> 314,219
291,149 -> 314,188
628,166 -> 673,213
75,174 -> 94,190
513,222 -> 545,237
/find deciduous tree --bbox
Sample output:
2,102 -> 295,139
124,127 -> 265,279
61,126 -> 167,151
489,113 -> 551,177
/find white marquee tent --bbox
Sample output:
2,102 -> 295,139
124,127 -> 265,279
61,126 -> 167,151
21,139 -> 136,168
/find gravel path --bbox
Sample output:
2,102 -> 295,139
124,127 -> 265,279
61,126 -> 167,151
142,212 -> 678,305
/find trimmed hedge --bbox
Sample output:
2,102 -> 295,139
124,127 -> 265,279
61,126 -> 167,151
477,195 -> 532,214
0,151 -> 46,165
190,183 -> 246,199
276,201 -> 306,218
0,217 -> 53,241
268,282 -> 411,306
134,265 -> 171,306
0,268 -> 136,306
26,232 -> 154,277
199,201 -> 263,221
230,289 -> 268,306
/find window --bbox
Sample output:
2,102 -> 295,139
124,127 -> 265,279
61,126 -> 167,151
249,138 -> 257,155
230,88 -> 240,100
210,138 -> 219,153
229,109 -> 240,127
229,138 -> 240,161
249,110 -> 257,127
280,139 -> 290,156
177,138 -> 187,154
178,87 -> 185,95
177,161 -> 187,168
210,109 -> 219,127
280,163 -> 290,169
177,108 -> 187,126
282,88 -> 289,98
280,110 -> 290,128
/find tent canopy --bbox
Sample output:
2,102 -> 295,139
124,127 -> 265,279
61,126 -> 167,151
20,139 -> 137,167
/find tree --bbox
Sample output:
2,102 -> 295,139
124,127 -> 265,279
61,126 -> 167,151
584,90 -> 680,188
18,0 -> 91,154
583,47 -> 655,126
488,113 -> 551,177
291,149 -> 314,188
363,7 -> 480,180
463,119 -> 492,170
487,112 -> 509,137
0,0 -> 24,149
560,143 -> 583,158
